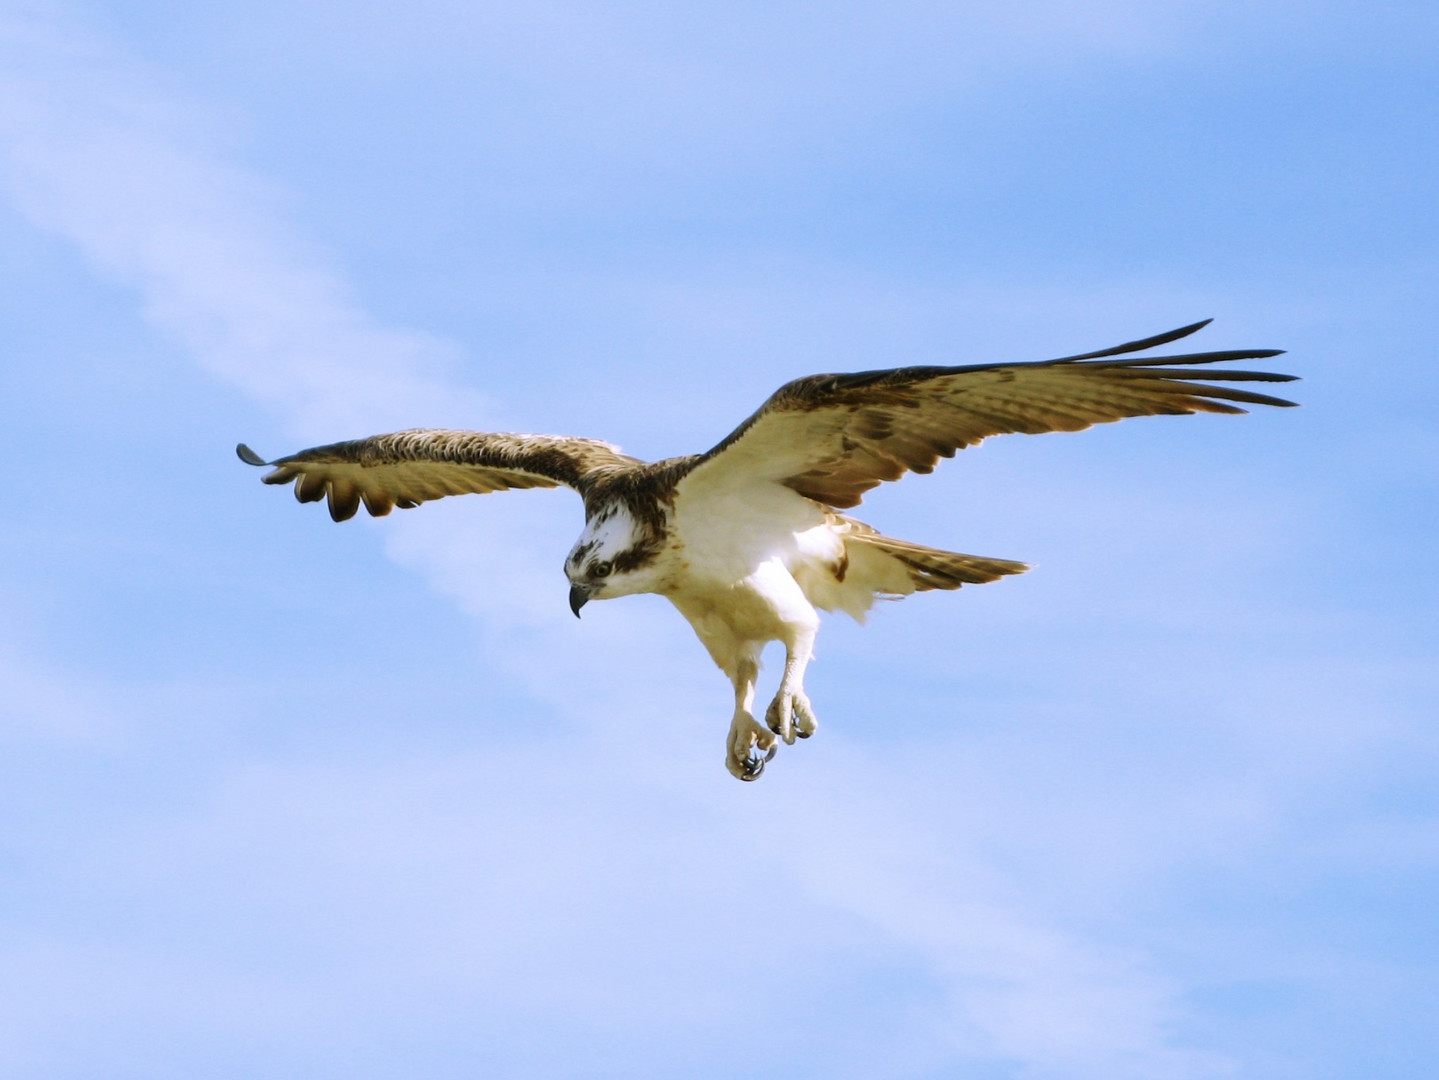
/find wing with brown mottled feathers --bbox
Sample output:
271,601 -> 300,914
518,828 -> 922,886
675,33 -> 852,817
676,320 -> 1298,509
237,429 -> 639,522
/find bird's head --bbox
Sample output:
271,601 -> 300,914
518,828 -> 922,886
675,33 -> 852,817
563,503 -> 664,616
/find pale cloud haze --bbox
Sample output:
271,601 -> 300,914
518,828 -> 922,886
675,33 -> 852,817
0,2 -> 1434,1078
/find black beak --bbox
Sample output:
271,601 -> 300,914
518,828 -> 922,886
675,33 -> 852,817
568,584 -> 589,618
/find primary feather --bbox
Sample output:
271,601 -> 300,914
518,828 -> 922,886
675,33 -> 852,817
675,318 -> 1295,508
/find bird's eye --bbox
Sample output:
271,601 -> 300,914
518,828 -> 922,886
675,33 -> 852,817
592,561 -> 612,579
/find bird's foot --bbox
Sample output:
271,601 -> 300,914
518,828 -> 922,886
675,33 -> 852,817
765,690 -> 818,745
726,712 -> 778,782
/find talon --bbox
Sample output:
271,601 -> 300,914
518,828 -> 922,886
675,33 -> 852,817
766,697 -> 796,745
740,744 -> 777,781
792,694 -> 818,740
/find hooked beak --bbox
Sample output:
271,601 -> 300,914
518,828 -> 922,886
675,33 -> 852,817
568,584 -> 590,618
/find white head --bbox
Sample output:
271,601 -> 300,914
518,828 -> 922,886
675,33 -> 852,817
564,502 -> 666,616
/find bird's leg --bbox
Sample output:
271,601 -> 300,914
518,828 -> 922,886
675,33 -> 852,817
724,654 -> 775,781
765,629 -> 818,744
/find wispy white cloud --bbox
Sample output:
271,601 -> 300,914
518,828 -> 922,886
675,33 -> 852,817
0,734 -> 1227,1078
3,3 -> 1419,1078
0,3 -> 485,439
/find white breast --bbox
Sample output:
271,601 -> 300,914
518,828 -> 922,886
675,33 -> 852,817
668,481 -> 832,588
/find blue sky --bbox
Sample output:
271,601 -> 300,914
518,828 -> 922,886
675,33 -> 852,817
0,2 -> 1435,1077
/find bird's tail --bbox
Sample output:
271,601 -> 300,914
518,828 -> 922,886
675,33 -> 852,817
841,520 -> 1029,592
797,515 -> 1027,621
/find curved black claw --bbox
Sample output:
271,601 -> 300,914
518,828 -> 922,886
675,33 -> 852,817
765,701 -> 791,742
740,744 -> 778,782
795,728 -> 811,740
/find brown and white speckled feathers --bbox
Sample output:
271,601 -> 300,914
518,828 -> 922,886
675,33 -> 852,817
674,319 -> 1297,509
238,320 -> 1296,781
240,322 -> 1296,524
237,429 -> 640,522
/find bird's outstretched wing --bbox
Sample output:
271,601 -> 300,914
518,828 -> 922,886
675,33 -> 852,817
236,429 -> 638,521
675,320 -> 1297,508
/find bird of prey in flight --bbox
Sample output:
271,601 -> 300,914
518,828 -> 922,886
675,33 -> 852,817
238,319 -> 1295,780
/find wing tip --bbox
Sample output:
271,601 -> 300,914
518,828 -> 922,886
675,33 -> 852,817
1051,318 -> 1218,363
236,443 -> 268,467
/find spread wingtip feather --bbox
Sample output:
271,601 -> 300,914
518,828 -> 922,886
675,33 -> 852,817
236,443 -> 268,466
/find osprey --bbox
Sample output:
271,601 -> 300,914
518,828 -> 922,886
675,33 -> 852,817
238,320 -> 1295,780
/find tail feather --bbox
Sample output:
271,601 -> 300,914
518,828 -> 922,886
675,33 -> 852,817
795,514 -> 1028,620
843,524 -> 1028,592
852,532 -> 1028,591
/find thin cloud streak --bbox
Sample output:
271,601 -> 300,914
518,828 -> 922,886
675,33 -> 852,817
0,4 -> 484,439
0,4 -> 1385,1078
